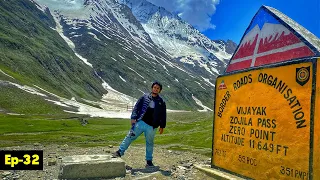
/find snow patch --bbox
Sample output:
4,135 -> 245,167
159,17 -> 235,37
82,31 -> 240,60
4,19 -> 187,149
6,82 -> 47,97
7,113 -> 25,115
0,69 -> 15,79
201,77 -> 215,87
88,32 -> 101,41
101,80 -> 137,106
127,67 -> 145,79
52,14 -> 93,67
75,53 -> 93,67
180,57 -> 195,66
118,54 -> 125,59
35,82 -> 136,118
119,75 -> 126,82
192,95 -> 213,112
45,99 -> 71,108
195,81 -> 206,90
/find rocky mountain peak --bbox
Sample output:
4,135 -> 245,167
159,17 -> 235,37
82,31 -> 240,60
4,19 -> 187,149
0,0 -> 236,112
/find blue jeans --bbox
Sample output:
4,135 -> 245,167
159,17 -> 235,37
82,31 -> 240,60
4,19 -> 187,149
118,120 -> 157,161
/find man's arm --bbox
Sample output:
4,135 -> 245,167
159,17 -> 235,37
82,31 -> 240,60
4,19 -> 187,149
130,96 -> 144,120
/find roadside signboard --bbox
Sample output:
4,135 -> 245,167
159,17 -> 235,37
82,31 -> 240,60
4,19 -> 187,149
212,59 -> 316,180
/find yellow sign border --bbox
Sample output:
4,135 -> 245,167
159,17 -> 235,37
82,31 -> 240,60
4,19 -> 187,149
211,57 -> 317,180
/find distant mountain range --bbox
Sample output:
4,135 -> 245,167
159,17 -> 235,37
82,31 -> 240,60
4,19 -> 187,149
0,0 -> 236,115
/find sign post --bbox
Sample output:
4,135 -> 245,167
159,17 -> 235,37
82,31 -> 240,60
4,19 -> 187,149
212,60 -> 316,179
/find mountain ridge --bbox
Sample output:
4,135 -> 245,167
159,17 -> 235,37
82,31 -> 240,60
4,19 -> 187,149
0,0 -> 236,115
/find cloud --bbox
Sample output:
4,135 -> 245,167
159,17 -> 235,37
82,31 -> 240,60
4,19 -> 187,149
147,0 -> 219,31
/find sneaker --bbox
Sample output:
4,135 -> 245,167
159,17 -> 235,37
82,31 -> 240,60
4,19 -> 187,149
112,150 -> 121,158
146,160 -> 154,167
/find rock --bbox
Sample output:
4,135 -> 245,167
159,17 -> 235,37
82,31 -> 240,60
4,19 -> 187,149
177,166 -> 187,174
12,174 -> 19,179
171,165 -> 177,171
79,118 -> 88,126
172,173 -> 178,178
125,165 -> 133,170
182,163 -> 193,168
2,171 -> 11,177
177,166 -> 187,170
48,158 -> 57,166
177,175 -> 186,180
61,144 -> 68,151
108,145 -> 113,148
132,171 -> 143,176
179,160 -> 189,164
33,143 -> 41,147
59,155 -> 125,179
48,152 -> 57,157
205,158 -> 211,164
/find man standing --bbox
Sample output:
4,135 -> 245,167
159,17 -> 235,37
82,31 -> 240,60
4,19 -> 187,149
113,81 -> 167,167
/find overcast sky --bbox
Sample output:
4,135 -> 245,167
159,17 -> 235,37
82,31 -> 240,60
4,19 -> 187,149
147,0 -> 320,44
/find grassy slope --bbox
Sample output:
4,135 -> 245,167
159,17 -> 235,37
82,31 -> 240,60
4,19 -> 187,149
0,86 -> 66,115
0,112 -> 214,156
0,0 -> 106,105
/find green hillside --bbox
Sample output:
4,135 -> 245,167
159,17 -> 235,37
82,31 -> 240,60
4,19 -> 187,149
0,0 -> 106,112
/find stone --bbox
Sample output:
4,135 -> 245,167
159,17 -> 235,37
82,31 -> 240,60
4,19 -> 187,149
33,143 -> 41,146
125,165 -> 132,170
12,175 -> 19,180
59,155 -> 125,179
63,144 -> 68,148
48,158 -> 57,166
177,175 -> 186,180
2,171 -> 11,177
48,152 -> 57,156
182,163 -> 193,168
61,144 -> 68,151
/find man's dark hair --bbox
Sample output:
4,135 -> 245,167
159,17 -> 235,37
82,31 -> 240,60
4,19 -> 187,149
151,81 -> 162,90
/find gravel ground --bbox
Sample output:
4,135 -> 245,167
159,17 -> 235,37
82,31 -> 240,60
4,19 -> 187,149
0,143 -> 215,180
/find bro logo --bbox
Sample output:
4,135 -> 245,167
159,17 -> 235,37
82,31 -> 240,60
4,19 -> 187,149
218,80 -> 227,90
296,66 -> 310,86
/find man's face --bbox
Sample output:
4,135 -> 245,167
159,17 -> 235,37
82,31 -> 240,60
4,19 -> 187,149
152,84 -> 161,95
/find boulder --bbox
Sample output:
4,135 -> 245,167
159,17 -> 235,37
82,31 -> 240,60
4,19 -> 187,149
59,155 -> 125,179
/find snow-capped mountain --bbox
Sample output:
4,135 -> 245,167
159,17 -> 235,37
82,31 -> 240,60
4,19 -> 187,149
0,0 -> 236,114
32,0 -> 235,108
119,0 -> 233,76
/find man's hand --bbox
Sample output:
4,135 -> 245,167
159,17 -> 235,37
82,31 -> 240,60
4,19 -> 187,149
131,119 -> 136,125
159,128 -> 164,134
